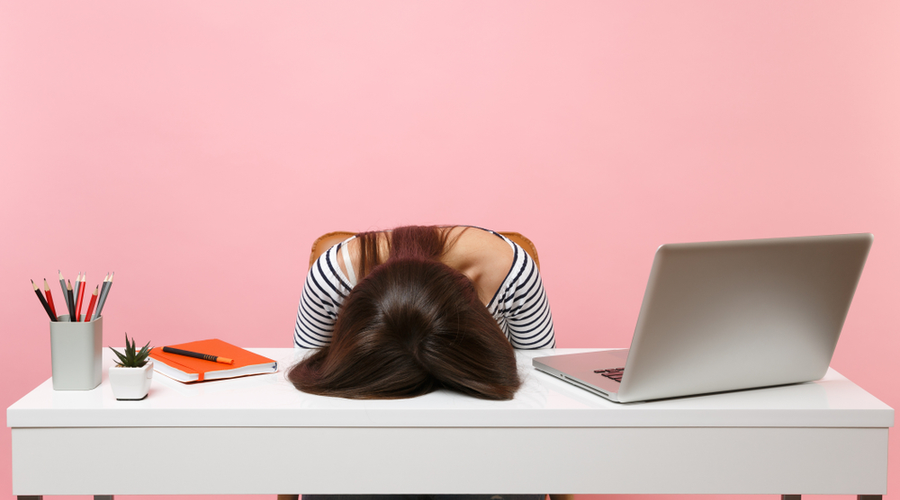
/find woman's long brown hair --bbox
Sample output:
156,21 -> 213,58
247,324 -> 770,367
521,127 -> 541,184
288,226 -> 521,400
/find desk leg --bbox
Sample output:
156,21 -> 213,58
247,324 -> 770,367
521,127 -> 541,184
783,495 -> 881,500
15,496 -> 112,499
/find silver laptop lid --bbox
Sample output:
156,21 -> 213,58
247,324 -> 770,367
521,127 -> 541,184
614,233 -> 873,402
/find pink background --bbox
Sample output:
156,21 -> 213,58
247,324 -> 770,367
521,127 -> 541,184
1,1 -> 897,499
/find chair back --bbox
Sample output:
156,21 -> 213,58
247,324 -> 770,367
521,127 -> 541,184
308,230 -> 540,270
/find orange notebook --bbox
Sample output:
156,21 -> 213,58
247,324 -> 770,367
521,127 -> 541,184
149,339 -> 278,383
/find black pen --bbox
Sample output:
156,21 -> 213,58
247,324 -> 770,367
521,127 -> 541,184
162,347 -> 234,365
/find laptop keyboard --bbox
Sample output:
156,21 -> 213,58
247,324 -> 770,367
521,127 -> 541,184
594,368 -> 624,382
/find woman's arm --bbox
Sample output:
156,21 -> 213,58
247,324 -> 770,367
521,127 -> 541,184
293,242 -> 354,348
498,243 -> 556,349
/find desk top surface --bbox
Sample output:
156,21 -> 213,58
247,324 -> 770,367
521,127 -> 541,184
7,348 -> 894,429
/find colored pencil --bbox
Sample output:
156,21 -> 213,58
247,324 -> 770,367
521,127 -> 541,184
66,280 -> 76,321
74,273 -> 86,321
73,272 -> 82,309
95,272 -> 114,318
43,279 -> 57,319
84,285 -> 99,322
31,280 -> 57,321
58,271 -> 71,317
93,273 -> 106,318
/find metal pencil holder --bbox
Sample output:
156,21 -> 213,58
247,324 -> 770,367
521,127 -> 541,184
49,315 -> 103,390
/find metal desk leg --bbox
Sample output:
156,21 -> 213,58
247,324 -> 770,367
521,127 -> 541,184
18,495 -> 113,499
783,495 -> 881,499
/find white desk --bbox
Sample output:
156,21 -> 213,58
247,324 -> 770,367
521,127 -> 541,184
7,348 -> 894,499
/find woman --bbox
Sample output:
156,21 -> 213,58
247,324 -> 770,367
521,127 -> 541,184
289,225 -> 555,400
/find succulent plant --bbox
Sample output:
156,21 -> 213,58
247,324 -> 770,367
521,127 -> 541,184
109,334 -> 152,368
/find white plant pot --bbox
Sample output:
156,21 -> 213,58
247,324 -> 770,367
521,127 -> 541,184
109,360 -> 154,400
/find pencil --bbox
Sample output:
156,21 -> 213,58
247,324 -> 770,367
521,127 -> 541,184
94,273 -> 112,319
73,272 -> 82,310
162,346 -> 234,365
66,280 -> 76,321
74,273 -> 86,321
59,271 -> 71,319
32,279 -> 57,321
93,273 -> 107,319
43,279 -> 58,319
84,285 -> 99,322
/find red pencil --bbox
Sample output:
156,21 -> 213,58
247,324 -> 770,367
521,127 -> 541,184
84,285 -> 99,322
43,279 -> 58,319
74,273 -> 86,321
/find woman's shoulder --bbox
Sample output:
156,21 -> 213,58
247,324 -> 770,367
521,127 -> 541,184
446,226 -> 513,257
442,227 -> 514,303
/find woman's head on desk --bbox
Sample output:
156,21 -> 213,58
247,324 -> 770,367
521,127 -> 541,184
288,226 -> 521,400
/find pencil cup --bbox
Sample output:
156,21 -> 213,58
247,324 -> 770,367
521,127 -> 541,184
49,315 -> 103,391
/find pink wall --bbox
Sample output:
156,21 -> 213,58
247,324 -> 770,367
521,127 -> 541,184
2,1 -> 898,499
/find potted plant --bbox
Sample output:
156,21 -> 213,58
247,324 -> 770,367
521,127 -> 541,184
108,334 -> 154,400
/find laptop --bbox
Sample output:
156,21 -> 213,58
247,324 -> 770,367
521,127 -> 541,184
533,233 -> 873,403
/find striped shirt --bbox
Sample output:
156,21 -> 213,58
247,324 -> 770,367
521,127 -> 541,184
293,229 -> 556,350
